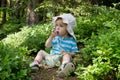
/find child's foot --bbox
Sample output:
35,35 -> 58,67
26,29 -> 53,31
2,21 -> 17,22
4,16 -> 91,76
29,61 -> 39,71
58,62 -> 75,78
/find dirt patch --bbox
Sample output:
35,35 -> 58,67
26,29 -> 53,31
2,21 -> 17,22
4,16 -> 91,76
30,67 -> 79,80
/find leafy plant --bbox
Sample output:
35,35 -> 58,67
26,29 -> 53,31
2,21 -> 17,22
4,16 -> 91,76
75,5 -> 120,80
0,23 -> 52,80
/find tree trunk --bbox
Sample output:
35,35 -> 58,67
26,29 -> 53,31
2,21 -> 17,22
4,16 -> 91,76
0,0 -> 1,7
0,0 -> 1,24
26,0 -> 39,25
1,0 -> 7,24
14,0 -> 21,19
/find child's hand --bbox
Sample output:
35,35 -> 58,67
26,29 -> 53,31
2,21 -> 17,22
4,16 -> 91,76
51,27 -> 58,38
61,50 -> 68,55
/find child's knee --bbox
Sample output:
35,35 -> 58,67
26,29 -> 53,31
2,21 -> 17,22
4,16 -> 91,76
62,54 -> 71,62
37,50 -> 45,56
62,54 -> 74,63
63,54 -> 71,58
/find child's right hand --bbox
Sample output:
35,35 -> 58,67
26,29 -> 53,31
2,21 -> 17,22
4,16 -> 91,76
51,27 -> 58,38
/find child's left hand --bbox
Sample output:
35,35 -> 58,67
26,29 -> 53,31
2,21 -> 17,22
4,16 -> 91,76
61,50 -> 69,55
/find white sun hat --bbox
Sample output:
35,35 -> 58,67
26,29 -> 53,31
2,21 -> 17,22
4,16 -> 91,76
52,13 -> 76,40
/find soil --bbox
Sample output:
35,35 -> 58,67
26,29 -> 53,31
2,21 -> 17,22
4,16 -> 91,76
30,67 -> 79,80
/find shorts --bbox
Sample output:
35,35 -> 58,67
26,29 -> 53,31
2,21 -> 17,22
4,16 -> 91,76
42,51 -> 62,67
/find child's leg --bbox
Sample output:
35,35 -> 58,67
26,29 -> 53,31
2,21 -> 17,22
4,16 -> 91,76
58,54 -> 75,77
59,54 -> 71,70
29,50 -> 46,68
34,50 -> 46,64
62,54 -> 71,65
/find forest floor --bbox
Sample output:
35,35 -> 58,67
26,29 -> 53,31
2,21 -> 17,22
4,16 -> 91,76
30,67 -> 79,80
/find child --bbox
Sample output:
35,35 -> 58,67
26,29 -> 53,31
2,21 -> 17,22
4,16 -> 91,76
29,13 -> 79,77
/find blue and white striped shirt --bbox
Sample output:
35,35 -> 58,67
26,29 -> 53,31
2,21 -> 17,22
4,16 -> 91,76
50,36 -> 79,55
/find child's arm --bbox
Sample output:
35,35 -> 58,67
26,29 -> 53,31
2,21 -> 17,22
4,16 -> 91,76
68,52 -> 76,56
45,27 -> 57,48
45,35 -> 54,48
61,50 -> 76,56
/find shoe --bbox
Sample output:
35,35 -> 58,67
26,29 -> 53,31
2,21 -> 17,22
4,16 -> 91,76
29,61 -> 39,71
58,62 -> 75,78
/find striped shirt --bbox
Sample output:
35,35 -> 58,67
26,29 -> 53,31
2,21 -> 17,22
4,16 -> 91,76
50,36 -> 79,55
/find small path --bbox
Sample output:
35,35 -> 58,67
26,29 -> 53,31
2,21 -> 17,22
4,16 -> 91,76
30,67 -> 79,80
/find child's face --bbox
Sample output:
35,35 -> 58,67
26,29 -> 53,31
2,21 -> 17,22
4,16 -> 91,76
55,18 -> 68,37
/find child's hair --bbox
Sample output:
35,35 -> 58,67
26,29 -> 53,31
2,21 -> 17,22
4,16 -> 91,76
55,18 -> 67,27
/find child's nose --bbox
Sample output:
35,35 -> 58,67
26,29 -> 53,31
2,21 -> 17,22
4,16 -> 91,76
56,26 -> 60,30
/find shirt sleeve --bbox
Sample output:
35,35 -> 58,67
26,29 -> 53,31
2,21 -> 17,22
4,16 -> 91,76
52,36 -> 58,46
71,40 -> 79,53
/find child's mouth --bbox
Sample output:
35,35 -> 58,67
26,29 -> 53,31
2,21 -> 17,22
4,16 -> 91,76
56,31 -> 59,35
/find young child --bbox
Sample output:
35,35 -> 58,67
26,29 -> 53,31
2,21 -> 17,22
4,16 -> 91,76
30,13 -> 79,77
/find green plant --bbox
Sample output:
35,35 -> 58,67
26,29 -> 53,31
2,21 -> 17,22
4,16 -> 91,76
75,5 -> 120,80
0,23 -> 52,80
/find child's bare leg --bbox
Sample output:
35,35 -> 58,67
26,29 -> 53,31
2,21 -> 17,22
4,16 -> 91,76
59,54 -> 71,70
34,50 -> 45,64
29,50 -> 45,69
62,54 -> 71,65
58,54 -> 75,77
